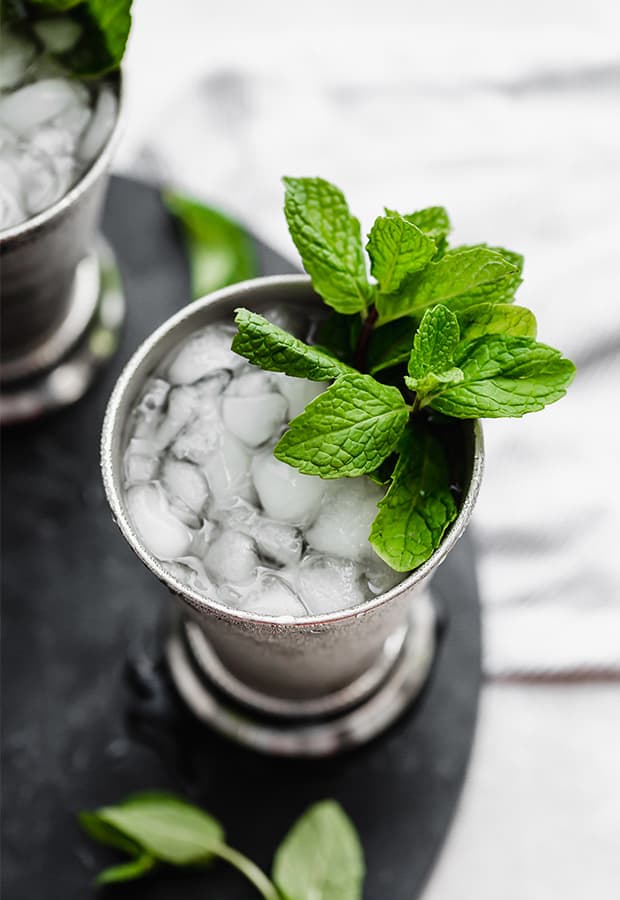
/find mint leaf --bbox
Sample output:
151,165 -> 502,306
232,309 -> 352,381
164,191 -> 257,300
429,336 -> 576,418
458,303 -> 536,342
274,373 -> 409,477
369,426 -> 457,572
60,0 -> 132,76
376,247 -> 520,324
93,791 -> 225,866
284,177 -> 371,314
96,854 -> 156,885
368,317 -> 417,375
273,801 -> 364,900
452,243 -> 524,274
407,305 -> 460,380
367,214 -> 436,293
386,205 -> 451,255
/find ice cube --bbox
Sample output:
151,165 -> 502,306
77,84 -> 117,164
305,477 -> 384,563
126,483 -> 193,561
154,385 -> 201,451
251,450 -> 325,525
225,369 -> 273,397
132,378 -> 170,439
221,392 -> 288,447
0,156 -> 26,228
167,325 -> 242,385
364,552 -> 404,595
0,79 -> 88,136
202,431 -> 255,504
0,33 -> 37,92
297,553 -> 367,615
51,101 -> 91,142
241,570 -> 308,617
30,124 -> 79,160
161,458 -> 209,514
2,142 -> 67,217
274,373 -> 327,419
215,497 -> 303,567
168,557 -> 216,595
123,437 -> 159,485
204,529 -> 258,585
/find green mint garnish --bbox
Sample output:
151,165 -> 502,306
229,176 -> 575,573
232,308 -> 353,381
274,373 -> 409,478
283,176 -> 371,314
80,791 -> 364,900
370,426 -> 457,572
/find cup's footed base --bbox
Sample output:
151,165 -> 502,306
0,238 -> 124,425
166,592 -> 437,757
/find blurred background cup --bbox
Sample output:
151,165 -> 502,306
101,275 -> 484,755
0,75 -> 124,425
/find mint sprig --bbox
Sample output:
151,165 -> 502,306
231,176 -> 575,573
80,792 -> 364,900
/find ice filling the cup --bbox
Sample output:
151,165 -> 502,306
122,313 -> 403,617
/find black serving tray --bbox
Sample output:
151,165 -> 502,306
1,176 -> 481,900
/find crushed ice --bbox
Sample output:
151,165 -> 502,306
122,314 -> 404,616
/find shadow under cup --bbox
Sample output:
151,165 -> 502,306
101,275 -> 484,755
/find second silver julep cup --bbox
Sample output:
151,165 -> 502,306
101,276 -> 484,756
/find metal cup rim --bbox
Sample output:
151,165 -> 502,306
0,71 -> 124,244
101,274 -> 484,630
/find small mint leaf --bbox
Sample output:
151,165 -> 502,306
385,205 -> 451,255
96,854 -> 156,885
405,367 -> 464,398
429,335 -> 576,418
284,177 -> 371,314
458,302 -> 537,341
273,801 -> 365,900
451,243 -> 524,275
232,309 -> 352,381
367,214 -> 436,293
369,426 -> 457,572
376,247 -> 520,324
274,373 -> 409,477
408,305 -> 460,380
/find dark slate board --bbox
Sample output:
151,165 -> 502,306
1,176 -> 481,900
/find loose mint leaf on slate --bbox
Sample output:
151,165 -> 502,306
315,311 -> 362,364
164,191 -> 257,300
429,336 -> 576,418
274,373 -> 409,477
232,309 -> 353,381
366,214 -> 436,293
96,854 -> 156,885
273,801 -> 365,900
368,317 -> 417,375
385,205 -> 451,255
284,177 -> 371,314
458,303 -> 536,342
369,425 -> 457,572
92,791 -> 225,866
376,247 -> 520,324
60,0 -> 133,76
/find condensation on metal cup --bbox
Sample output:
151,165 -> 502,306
0,75 -> 125,425
101,276 -> 484,756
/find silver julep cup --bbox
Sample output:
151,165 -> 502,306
101,276 -> 484,756
0,75 -> 124,424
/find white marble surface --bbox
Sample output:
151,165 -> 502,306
115,3 -> 620,896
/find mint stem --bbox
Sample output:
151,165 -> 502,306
209,841 -> 280,900
353,305 -> 378,371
